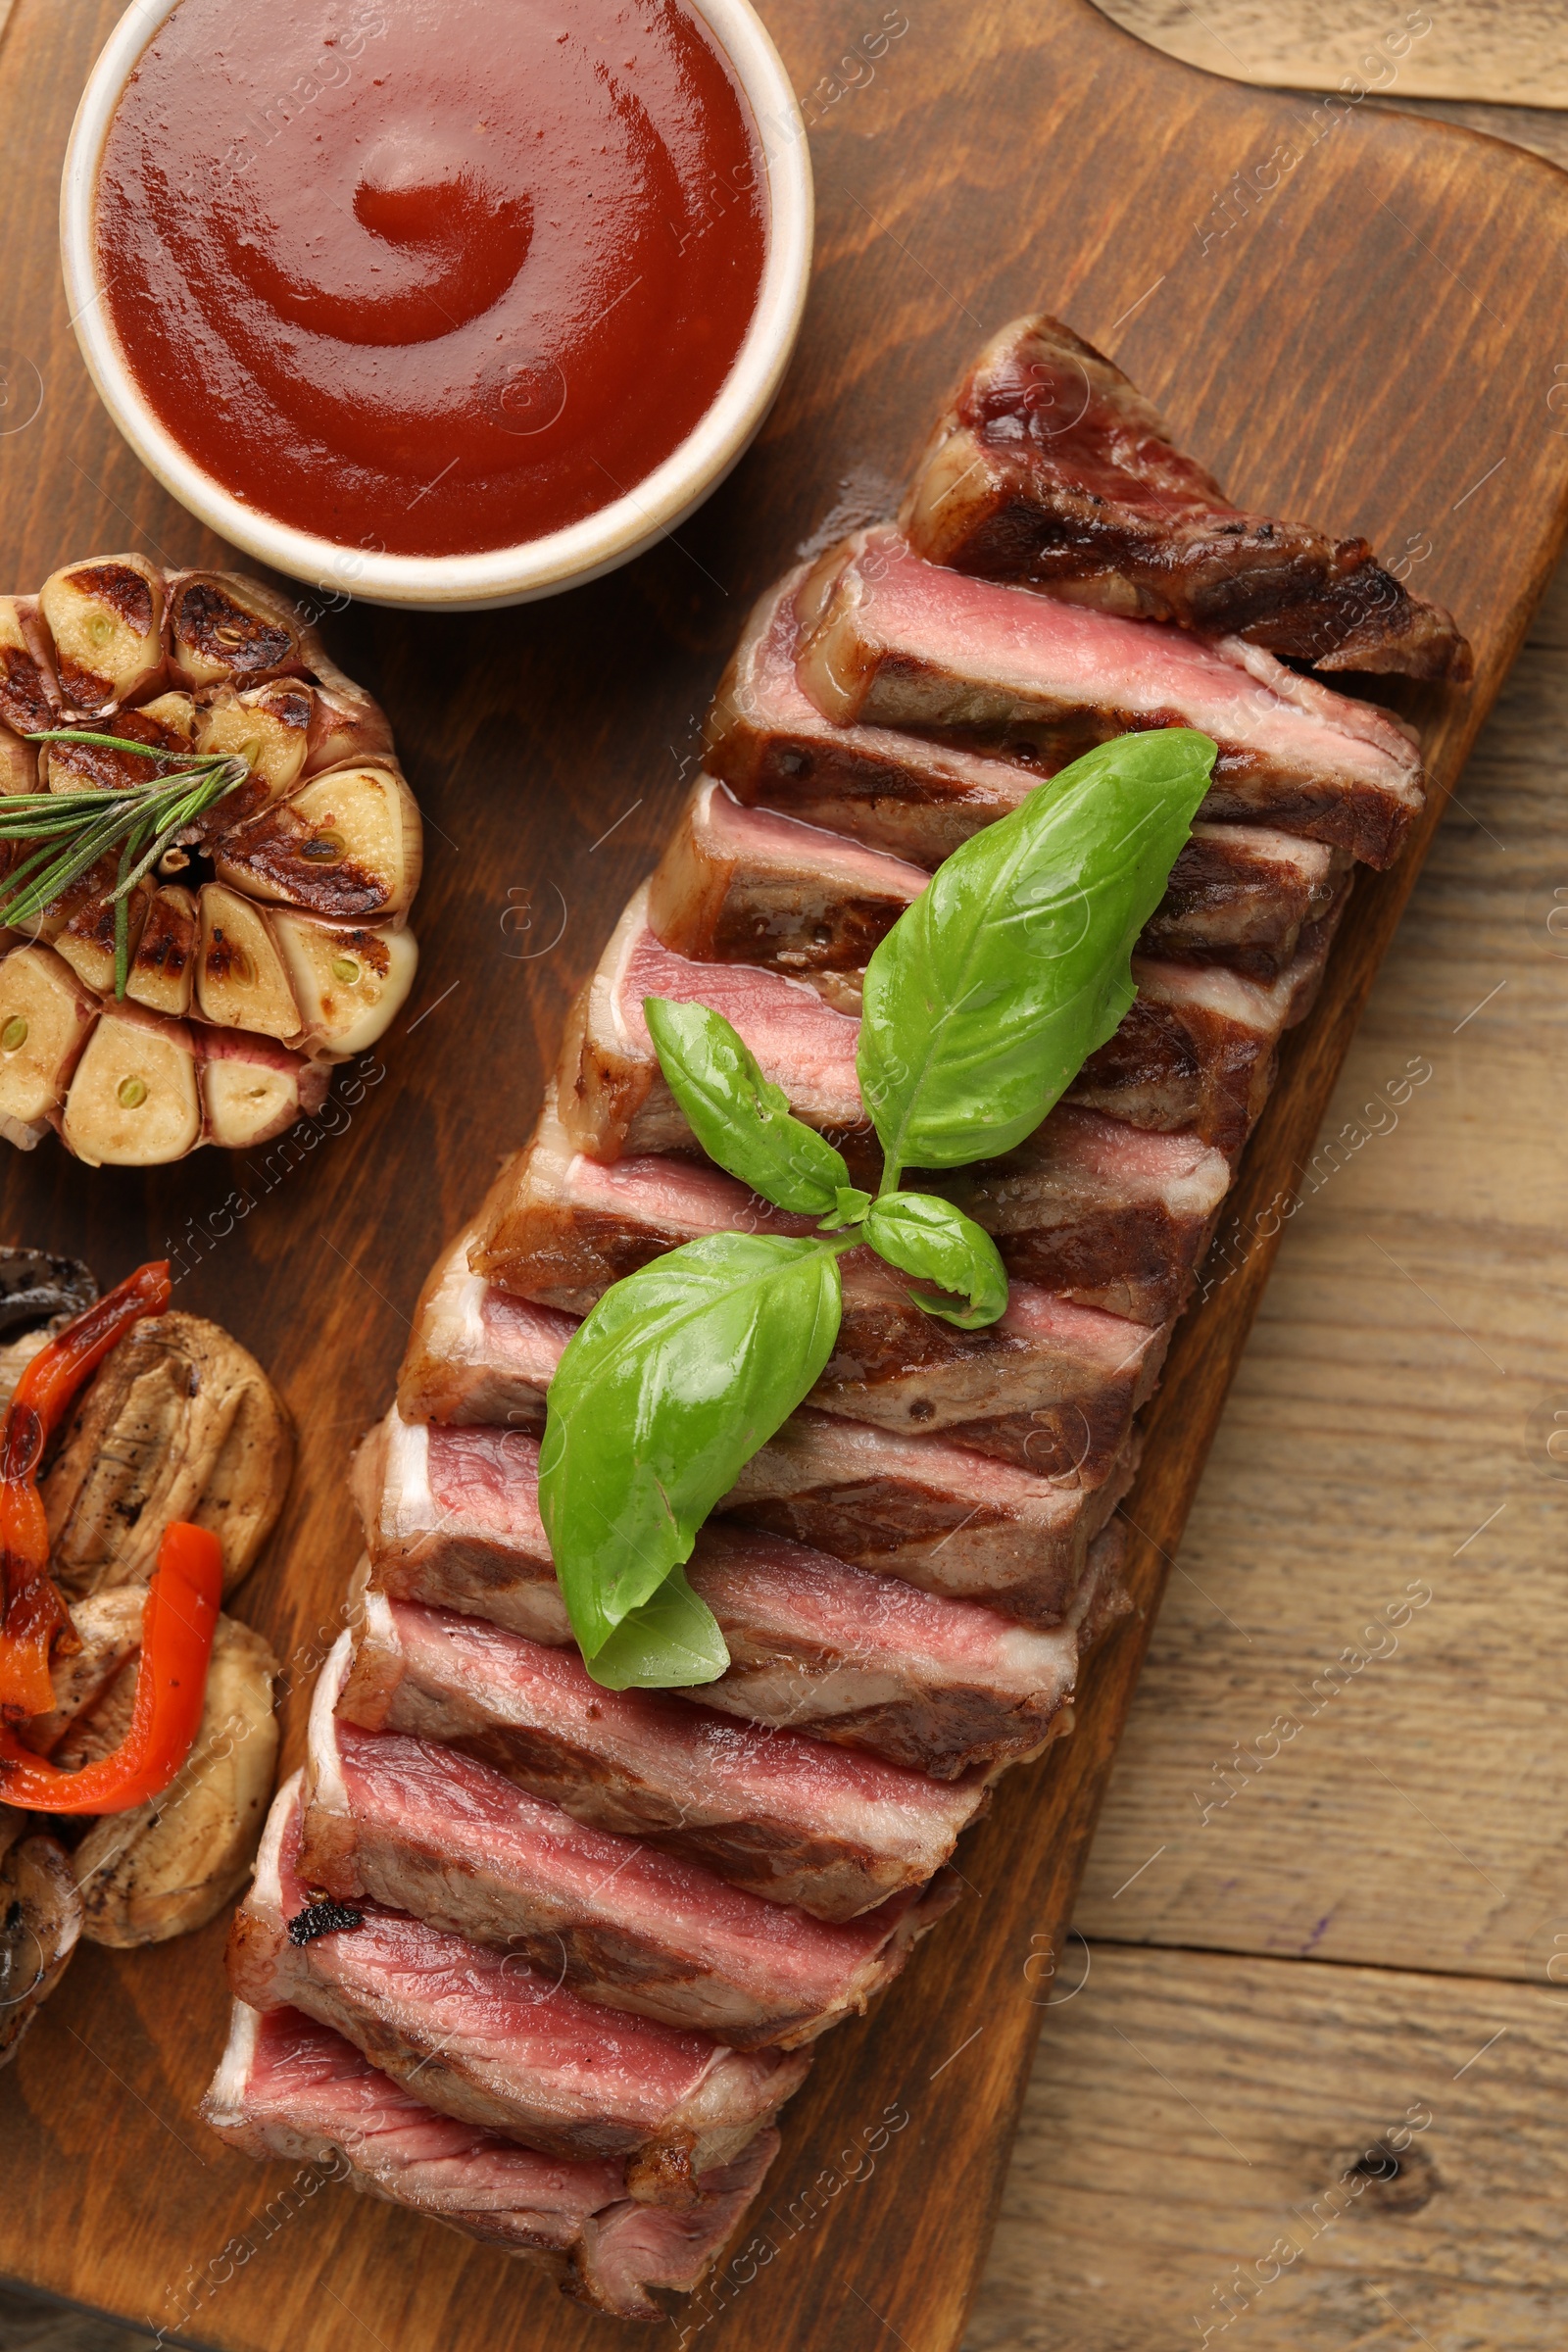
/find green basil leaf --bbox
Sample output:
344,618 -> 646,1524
583,1565 -> 730,1691
820,1184 -> 873,1230
858,728 -> 1216,1174
645,998 -> 853,1216
538,1231 -> 843,1684
862,1191 -> 1009,1329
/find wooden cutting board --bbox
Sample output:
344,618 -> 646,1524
2,3 -> 1565,2347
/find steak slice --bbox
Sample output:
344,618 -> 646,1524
556,883 -> 871,1168
203,2004 -> 780,2322
227,1775 -> 809,2199
351,1413 -> 1124,1777
899,313 -> 1470,681
648,776 -> 924,976
654,771 -> 1344,986
795,529 -> 1424,867
301,1655 -> 956,2049
399,1221 -> 573,1433
925,1104 -> 1230,1322
336,1590 -> 988,1921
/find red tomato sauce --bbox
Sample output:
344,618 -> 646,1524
96,0 -> 767,558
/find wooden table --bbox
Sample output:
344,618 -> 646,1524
2,7 -> 1565,2351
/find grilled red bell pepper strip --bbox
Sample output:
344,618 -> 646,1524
0,1259 -> 171,1719
0,1519 -> 220,1813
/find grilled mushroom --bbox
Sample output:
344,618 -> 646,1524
0,1812 -> 82,2071
0,1246 -> 98,1410
38,555 -> 166,712
198,1025 -> 330,1149
0,944 -> 98,1148
69,1614 -> 280,1948
272,912 -> 418,1057
213,761 -> 422,919
61,1003 -> 201,1165
43,1310 -> 294,1599
195,883 -> 301,1039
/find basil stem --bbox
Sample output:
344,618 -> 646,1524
858,728 -> 1216,1181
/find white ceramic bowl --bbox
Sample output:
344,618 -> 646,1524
61,0 -> 812,611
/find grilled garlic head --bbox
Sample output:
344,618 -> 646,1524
0,558 -> 420,1166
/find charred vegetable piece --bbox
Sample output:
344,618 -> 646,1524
301,644 -> 395,776
71,1611 -> 280,1945
52,875 -> 152,999
43,1308 -> 293,1599
0,945 -> 98,1147
0,1250 -> 97,1348
270,912 -> 417,1058
196,681 -> 313,800
125,882 -> 198,1017
62,1005 -> 202,1166
167,571 -> 304,690
41,699 -> 194,793
196,883 -> 300,1039
0,1262 -> 171,1719
16,1585 -> 142,1755
0,1813 -> 81,2069
38,556 -> 165,713
0,598 -> 58,738
198,1026 -> 328,1149
0,1521 -> 221,1813
214,763 -> 422,919
0,724 -> 37,797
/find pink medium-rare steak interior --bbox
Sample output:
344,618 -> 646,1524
227,1775 -> 809,2189
898,314 -> 1469,680
398,1222 -> 573,1430
337,1593 -> 987,1921
304,1687 -> 953,2048
351,1416 -> 1105,1777
201,2003 -> 779,2320
929,1103 -> 1231,1322
794,530 -> 1423,865
647,776 -> 926,974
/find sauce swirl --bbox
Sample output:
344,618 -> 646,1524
97,0 -> 766,558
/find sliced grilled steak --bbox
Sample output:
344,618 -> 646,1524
648,777 -> 924,975
393,1242 -> 1128,1615
302,1656 -> 956,2048
203,2004 -> 781,2321
399,1222 -> 572,1432
228,1775 -> 809,2198
900,314 -> 1470,681
653,773 -> 1344,986
925,1105 -> 1230,1322
556,883 -> 871,1168
795,529 -> 1424,866
351,1414 -> 1123,1776
336,1591 -> 987,1921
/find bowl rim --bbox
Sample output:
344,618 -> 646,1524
60,0 -> 813,611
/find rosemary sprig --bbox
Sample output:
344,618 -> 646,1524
0,730 -> 254,997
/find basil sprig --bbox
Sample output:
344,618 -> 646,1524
540,728 -> 1217,1687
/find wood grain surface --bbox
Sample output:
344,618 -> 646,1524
2,4 -> 1567,2350
1095,0 -> 1568,107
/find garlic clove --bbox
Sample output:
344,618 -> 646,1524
43,697 -> 195,793
0,595 -> 60,737
61,1004 -> 201,1166
38,556 -> 166,713
198,1025 -> 329,1149
0,723 -> 37,797
195,680 -> 313,799
195,883 -> 301,1040
299,640 -> 395,776
125,883 -> 198,1017
52,879 -> 152,999
166,570 -> 305,690
271,913 -> 417,1059
213,762 -> 422,919
0,944 -> 99,1145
